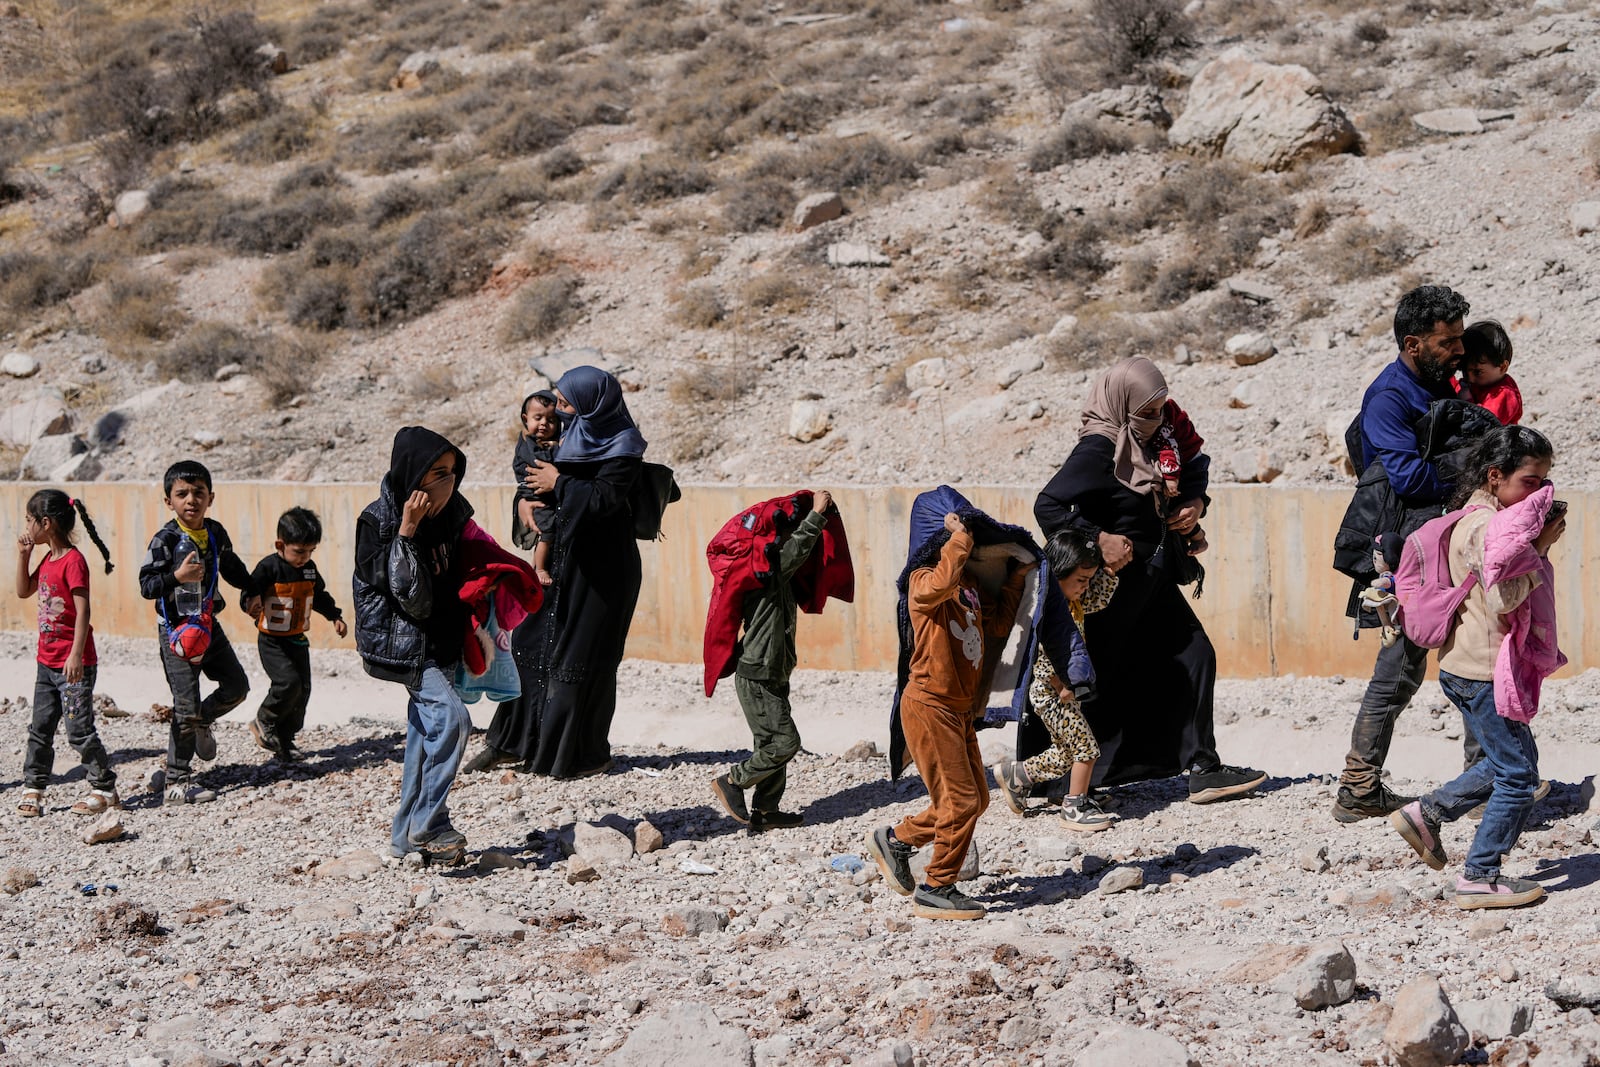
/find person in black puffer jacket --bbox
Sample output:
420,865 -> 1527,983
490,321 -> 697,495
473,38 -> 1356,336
353,426 -> 473,866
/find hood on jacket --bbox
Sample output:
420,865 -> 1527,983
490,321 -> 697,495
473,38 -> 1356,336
386,425 -> 467,497
897,484 -> 1035,594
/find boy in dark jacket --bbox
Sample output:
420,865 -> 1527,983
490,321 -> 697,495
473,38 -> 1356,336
354,427 -> 473,866
245,507 -> 346,762
710,491 -> 836,833
138,460 -> 260,805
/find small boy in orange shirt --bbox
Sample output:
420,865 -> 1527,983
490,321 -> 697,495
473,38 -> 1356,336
867,511 -> 1033,920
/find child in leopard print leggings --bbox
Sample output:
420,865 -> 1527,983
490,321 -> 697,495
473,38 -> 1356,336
994,532 -> 1119,831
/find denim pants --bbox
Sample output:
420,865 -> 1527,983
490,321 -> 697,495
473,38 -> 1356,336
24,664 -> 115,791
1425,672 -> 1539,881
728,674 -> 801,813
391,663 -> 471,852
158,622 -> 250,780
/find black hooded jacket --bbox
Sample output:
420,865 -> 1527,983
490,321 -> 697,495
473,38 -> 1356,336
353,427 -> 473,685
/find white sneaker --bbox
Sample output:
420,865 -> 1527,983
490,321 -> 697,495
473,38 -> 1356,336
1059,794 -> 1117,833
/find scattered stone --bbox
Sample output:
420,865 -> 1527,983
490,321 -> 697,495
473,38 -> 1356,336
291,898 -> 359,921
1078,1024 -> 1199,1067
1276,941 -> 1357,1011
191,430 -> 223,450
390,51 -> 442,91
1298,845 -> 1330,872
1048,314 -> 1079,339
998,1015 -> 1045,1049
633,820 -> 664,855
1498,962 -> 1520,983
569,822 -> 635,865
314,850 -> 384,881
1454,998 -> 1533,1041
113,189 -> 151,226
1229,379 -> 1267,409
257,42 -> 289,74
1225,277 -> 1281,304
20,433 -> 87,480
1468,914 -> 1508,939
1413,108 -> 1483,134
217,376 -> 251,398
213,363 -> 243,383
904,357 -> 950,392
1098,866 -> 1144,895
788,399 -> 832,442
1252,448 -> 1285,484
793,191 -> 845,231
530,347 -> 612,384
1532,1035 -> 1600,1067
1080,852 -> 1109,876
1384,975 -> 1468,1067
566,857 -> 600,884
842,739 -> 880,761
603,1003 -> 752,1067
437,903 -> 530,941
1064,85 -> 1171,129
79,354 -> 107,375
995,354 -> 1044,389
475,849 -> 526,873
660,905 -> 728,938
1226,332 -> 1277,365
912,842 -> 979,883
90,901 -> 162,940
825,242 -> 889,268
83,809 -> 124,845
1545,976 -> 1600,1011
1,352 -> 40,378
0,392 -> 72,448
1168,49 -> 1358,170
1571,202 -> 1600,237
3,867 -> 39,895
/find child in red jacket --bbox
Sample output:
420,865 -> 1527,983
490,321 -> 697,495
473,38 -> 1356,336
1460,320 -> 1522,426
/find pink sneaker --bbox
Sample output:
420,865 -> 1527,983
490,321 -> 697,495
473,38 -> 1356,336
1390,801 -> 1447,870
1453,874 -> 1545,910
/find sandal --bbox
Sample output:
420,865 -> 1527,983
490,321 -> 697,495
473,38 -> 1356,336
17,788 -> 44,818
70,789 -> 121,816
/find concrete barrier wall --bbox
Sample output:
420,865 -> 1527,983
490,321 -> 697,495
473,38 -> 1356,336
0,482 -> 1587,678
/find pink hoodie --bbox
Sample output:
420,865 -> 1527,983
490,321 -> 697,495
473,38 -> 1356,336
1482,484 -> 1566,722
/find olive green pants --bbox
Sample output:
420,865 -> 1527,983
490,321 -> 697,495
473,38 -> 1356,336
728,675 -> 801,813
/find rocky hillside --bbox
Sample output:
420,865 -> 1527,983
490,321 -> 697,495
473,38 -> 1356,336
0,0 -> 1597,490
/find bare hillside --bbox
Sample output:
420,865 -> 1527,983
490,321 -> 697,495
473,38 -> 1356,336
0,0 -> 1597,491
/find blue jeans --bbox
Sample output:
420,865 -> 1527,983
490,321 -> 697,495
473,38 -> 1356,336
1426,672 -> 1539,881
391,664 -> 471,853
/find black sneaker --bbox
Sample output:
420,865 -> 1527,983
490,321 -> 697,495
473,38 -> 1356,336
710,773 -> 750,824
279,741 -> 307,763
248,718 -> 280,756
1187,764 -> 1267,804
461,745 -> 518,774
749,810 -> 804,834
912,882 -> 987,921
1331,784 -> 1416,824
866,826 -> 916,896
192,723 -> 218,762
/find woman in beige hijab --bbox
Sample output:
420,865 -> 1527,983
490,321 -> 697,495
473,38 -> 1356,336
1030,356 -> 1267,804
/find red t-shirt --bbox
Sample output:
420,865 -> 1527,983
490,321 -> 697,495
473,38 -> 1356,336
35,547 -> 96,669
1465,374 -> 1523,426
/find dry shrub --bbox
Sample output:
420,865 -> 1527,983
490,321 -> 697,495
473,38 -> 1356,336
501,272 -> 582,343
438,166 -> 550,222
1350,16 -> 1388,45
286,3 -> 378,63
749,135 -> 920,194
979,173 -> 1064,237
0,251 -> 99,314
672,284 -> 726,328
360,211 -> 504,324
722,177 -> 796,233
96,272 -> 188,356
1358,99 -> 1422,155
731,88 -> 846,142
1024,219 -> 1111,285
1294,196 -> 1332,239
483,101 -> 574,159
340,107 -> 454,174
156,320 -> 264,382
275,161 -> 347,197
1089,0 -> 1193,76
1523,62 -> 1592,110
407,364 -> 458,400
1028,120 -> 1133,172
365,180 -> 431,230
647,28 -> 771,158
132,178 -> 233,252
740,272 -> 809,314
230,107 -> 322,164
595,154 -> 714,206
212,190 -> 354,255
1314,220 -> 1413,283
666,363 -> 754,404
538,146 -> 587,181
1048,308 -> 1185,370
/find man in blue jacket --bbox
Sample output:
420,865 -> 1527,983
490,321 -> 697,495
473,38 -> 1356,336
1333,285 -> 1469,824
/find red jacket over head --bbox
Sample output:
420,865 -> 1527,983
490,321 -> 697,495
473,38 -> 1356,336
703,491 -> 854,696
458,521 -> 542,676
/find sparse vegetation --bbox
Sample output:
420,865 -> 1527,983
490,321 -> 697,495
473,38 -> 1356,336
1028,120 -> 1133,172
501,272 -> 582,343
94,272 -> 188,357
1315,220 -> 1414,283
672,284 -> 727,329
1090,0 -> 1193,76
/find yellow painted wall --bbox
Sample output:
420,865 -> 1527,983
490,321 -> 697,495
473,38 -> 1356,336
0,482 -> 1584,679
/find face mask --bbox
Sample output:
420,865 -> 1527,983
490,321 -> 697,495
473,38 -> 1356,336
1130,413 -> 1163,443
556,409 -> 575,431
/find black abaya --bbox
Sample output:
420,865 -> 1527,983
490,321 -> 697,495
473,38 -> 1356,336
486,456 -> 642,777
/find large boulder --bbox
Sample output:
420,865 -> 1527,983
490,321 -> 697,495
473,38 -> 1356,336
0,390 -> 72,448
1168,49 -> 1358,170
1384,976 -> 1469,1067
1065,85 -> 1172,129
20,434 -> 87,480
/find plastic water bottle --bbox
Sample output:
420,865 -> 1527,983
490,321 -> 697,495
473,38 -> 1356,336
174,534 -> 203,615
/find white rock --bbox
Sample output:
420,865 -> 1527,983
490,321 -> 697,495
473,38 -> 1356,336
826,242 -> 889,267
436,902 -> 530,941
191,430 -> 223,450
1570,202 -> 1600,237
390,51 -> 442,90
218,376 -> 251,397
1168,49 -> 1358,170
1229,379 -> 1267,408
1274,941 -> 1356,1010
1412,108 -> 1483,134
1,352 -> 40,378
1077,1024 -> 1200,1066
1098,866 -> 1144,894
995,354 -> 1044,389
114,190 -> 151,225
949,393 -> 1009,426
570,822 -> 635,865
314,850 -> 383,881
0,392 -> 72,448
1064,85 -> 1171,128
788,399 -> 832,442
793,191 -> 845,231
904,357 -> 950,392
603,1003 -> 751,1067
999,1015 -> 1045,1048
1454,998 -> 1533,1041
1384,976 -> 1468,1067
213,363 -> 244,382
1048,314 -> 1079,338
1225,332 -> 1276,365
